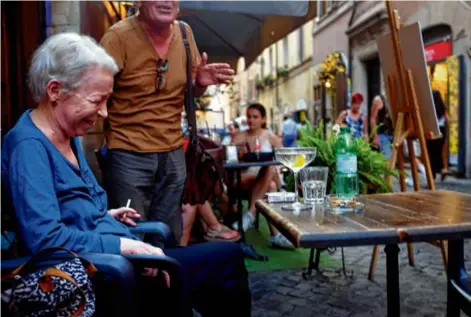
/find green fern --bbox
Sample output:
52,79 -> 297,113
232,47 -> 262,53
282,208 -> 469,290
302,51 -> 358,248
288,121 -> 398,195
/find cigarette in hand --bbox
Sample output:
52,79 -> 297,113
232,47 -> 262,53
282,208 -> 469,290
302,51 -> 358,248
123,199 -> 131,220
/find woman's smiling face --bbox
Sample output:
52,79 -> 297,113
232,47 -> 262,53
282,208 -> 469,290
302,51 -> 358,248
53,66 -> 113,137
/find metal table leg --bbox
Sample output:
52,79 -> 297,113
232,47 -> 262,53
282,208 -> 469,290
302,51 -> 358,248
234,169 -> 268,262
447,239 -> 468,317
384,244 -> 401,317
236,170 -> 245,242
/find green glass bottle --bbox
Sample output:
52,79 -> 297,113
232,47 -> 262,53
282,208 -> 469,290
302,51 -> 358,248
334,127 -> 359,199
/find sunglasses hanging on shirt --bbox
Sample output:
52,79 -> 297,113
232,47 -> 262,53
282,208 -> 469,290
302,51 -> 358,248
156,59 -> 169,92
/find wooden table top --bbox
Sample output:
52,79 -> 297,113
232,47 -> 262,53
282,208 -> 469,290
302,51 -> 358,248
255,190 -> 471,249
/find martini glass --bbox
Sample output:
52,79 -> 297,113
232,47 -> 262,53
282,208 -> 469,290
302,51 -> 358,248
275,147 -> 317,211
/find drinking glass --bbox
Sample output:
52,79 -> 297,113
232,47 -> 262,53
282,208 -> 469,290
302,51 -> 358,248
300,167 -> 329,204
274,147 -> 317,211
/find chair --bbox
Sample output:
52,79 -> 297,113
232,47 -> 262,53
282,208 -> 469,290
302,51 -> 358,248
1,224 -> 189,317
1,182 -> 189,317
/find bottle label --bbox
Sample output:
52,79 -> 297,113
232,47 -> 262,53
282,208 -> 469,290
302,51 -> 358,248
336,154 -> 357,174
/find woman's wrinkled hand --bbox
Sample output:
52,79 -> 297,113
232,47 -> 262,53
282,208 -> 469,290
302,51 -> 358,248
120,238 -> 171,288
108,207 -> 141,226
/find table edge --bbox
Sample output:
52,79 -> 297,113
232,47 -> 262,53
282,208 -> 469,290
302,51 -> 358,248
255,199 -> 471,249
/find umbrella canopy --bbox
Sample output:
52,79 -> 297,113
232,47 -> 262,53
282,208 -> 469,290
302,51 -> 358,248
179,1 -> 317,70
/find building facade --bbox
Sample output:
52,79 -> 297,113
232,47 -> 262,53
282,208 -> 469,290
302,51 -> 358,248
312,0 -> 471,177
231,20 -> 315,135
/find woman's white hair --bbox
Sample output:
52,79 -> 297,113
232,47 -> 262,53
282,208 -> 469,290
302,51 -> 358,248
28,32 -> 119,103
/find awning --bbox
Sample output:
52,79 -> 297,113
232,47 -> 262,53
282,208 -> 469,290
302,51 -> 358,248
179,1 -> 317,70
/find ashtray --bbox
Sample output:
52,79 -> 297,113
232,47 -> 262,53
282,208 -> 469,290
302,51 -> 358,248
326,195 -> 364,214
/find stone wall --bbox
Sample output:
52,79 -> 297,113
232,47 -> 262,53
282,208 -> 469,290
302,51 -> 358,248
46,1 -> 80,36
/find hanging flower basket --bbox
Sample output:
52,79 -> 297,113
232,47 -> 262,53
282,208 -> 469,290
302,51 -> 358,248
255,78 -> 265,91
263,74 -> 275,87
276,66 -> 289,80
316,52 -> 345,90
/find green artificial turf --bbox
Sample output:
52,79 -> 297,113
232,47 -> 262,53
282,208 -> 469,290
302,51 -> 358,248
244,215 -> 339,272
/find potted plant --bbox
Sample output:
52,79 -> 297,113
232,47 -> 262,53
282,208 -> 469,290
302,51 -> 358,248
286,121 -> 398,194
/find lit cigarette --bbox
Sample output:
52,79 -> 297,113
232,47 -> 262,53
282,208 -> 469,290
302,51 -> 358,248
123,199 -> 131,220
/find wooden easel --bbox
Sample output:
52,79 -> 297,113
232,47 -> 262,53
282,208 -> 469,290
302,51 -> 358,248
367,1 -> 448,281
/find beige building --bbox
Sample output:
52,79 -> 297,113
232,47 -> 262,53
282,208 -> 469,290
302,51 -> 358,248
232,20 -> 315,134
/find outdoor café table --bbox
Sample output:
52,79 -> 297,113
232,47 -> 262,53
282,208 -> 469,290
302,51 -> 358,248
255,190 -> 471,317
224,160 -> 281,261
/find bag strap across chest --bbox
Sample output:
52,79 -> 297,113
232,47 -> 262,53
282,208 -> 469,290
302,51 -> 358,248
179,22 -> 198,146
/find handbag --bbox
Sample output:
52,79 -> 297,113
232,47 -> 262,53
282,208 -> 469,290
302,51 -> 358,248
179,21 -> 224,205
2,247 -> 97,317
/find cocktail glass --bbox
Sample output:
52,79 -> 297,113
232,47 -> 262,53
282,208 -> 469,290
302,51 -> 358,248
274,147 -> 317,211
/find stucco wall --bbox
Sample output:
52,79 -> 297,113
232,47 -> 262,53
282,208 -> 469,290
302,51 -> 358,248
312,2 -> 352,67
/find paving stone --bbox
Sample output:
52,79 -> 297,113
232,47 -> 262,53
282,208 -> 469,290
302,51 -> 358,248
294,283 -> 313,291
325,306 -> 352,317
277,302 -> 295,313
287,289 -> 312,298
291,306 -> 314,316
288,298 -> 309,307
275,285 -> 293,295
278,279 -> 297,287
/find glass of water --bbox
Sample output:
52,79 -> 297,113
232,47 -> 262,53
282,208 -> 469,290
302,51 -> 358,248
300,167 -> 329,204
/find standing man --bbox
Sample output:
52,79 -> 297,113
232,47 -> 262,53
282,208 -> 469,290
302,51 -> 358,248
100,0 -> 234,244
282,112 -> 298,147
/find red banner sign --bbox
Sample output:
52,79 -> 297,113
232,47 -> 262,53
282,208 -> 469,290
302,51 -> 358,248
424,40 -> 452,63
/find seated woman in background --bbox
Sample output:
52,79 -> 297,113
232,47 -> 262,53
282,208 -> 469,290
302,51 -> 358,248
1,32 -> 251,317
231,103 -> 293,249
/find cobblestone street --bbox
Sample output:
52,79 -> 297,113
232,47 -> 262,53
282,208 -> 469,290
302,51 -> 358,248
249,176 -> 471,317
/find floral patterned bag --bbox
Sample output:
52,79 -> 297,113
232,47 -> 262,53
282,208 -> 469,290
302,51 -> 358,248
2,247 -> 97,317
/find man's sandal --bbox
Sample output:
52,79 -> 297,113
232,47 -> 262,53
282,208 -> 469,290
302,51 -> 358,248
204,225 -> 241,242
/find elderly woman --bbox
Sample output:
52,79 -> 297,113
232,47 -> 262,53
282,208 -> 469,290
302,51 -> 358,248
1,33 -> 250,317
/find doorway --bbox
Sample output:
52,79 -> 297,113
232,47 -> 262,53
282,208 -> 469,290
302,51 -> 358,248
364,57 -> 381,133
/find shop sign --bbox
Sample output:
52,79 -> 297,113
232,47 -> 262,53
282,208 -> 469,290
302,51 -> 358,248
424,40 -> 452,63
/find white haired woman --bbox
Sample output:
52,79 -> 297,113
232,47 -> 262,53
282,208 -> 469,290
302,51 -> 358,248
1,32 -> 251,317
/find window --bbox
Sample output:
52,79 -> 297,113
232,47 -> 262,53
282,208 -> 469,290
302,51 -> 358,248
260,57 -> 265,78
298,27 -> 304,63
326,0 -> 333,12
317,0 -> 325,19
314,85 -> 322,102
269,48 -> 274,74
248,78 -> 255,101
316,0 -> 336,21
282,38 -> 288,67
